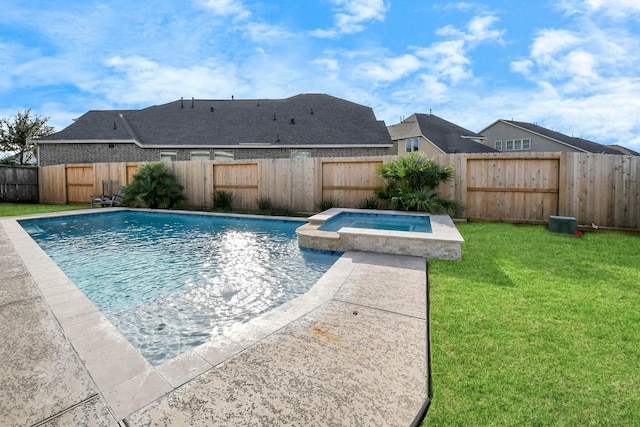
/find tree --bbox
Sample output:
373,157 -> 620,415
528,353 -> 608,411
123,162 -> 186,209
375,152 -> 464,215
0,109 -> 55,165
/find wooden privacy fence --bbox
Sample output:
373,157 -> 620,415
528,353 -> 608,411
0,165 -> 38,202
38,152 -> 640,229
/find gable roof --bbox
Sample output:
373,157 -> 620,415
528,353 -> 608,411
388,113 -> 497,153
482,120 -> 625,155
38,94 -> 392,148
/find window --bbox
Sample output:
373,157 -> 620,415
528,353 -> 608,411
505,139 -> 532,151
494,140 -> 502,151
405,137 -> 419,152
190,150 -> 210,161
213,150 -> 234,161
291,150 -> 310,159
160,151 -> 177,162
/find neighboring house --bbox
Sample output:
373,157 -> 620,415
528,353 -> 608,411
36,94 -> 395,166
387,113 -> 497,155
479,119 -> 636,155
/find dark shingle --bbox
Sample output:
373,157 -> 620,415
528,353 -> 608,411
414,114 -> 497,153
40,94 -> 392,148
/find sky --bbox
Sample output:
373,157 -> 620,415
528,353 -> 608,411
2,0 -> 640,151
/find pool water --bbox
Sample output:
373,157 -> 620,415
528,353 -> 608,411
318,212 -> 433,233
21,211 -> 341,365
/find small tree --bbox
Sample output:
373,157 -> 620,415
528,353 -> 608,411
0,109 -> 54,165
375,152 -> 463,215
123,162 -> 186,209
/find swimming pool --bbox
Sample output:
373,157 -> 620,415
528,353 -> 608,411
318,212 -> 433,233
21,211 -> 341,365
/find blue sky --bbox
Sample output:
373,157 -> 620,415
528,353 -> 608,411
2,0 -> 640,151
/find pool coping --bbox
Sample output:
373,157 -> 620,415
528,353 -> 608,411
2,208 -> 426,421
297,208 -> 465,260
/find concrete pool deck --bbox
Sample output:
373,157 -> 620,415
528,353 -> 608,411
0,210 -> 429,426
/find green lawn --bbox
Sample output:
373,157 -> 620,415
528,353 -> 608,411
0,203 -> 91,217
425,222 -> 639,426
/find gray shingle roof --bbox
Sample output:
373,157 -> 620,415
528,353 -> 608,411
500,120 -> 624,154
39,94 -> 392,148
410,113 -> 497,153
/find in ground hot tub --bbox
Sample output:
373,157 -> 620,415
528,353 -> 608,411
296,208 -> 464,260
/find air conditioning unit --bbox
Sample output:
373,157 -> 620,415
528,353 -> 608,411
548,215 -> 578,235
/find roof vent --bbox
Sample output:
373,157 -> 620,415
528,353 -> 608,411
290,118 -> 295,125
276,134 -> 280,142
273,113 -> 277,121
310,108 -> 314,114
232,95 -> 234,100
181,97 -> 184,108
113,121 -> 117,130
191,97 -> 194,108
256,100 -> 260,106
210,107 -> 214,112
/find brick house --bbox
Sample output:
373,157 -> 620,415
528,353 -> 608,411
37,94 -> 396,166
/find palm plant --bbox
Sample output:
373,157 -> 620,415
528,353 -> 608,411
376,152 -> 463,215
123,162 -> 185,209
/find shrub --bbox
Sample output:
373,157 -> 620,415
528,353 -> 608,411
256,196 -> 272,213
123,162 -> 185,209
359,196 -> 380,209
212,190 -> 234,211
315,198 -> 339,211
376,152 -> 463,215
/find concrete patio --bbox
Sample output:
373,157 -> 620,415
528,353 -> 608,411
0,212 -> 429,426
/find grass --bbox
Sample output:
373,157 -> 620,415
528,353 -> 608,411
425,222 -> 640,426
0,203 -> 91,217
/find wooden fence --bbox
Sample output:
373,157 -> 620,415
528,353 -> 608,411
0,165 -> 38,202
38,152 -> 640,229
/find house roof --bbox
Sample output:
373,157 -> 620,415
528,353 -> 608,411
38,94 -> 393,148
388,113 -> 497,153
483,120 -> 627,155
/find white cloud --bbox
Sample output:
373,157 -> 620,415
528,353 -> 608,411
436,14 -> 504,44
311,0 -> 389,38
354,54 -> 422,82
243,22 -> 294,44
101,56 -> 247,105
559,0 -> 640,19
197,0 -> 250,20
415,40 -> 471,84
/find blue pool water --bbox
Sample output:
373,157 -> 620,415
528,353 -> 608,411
318,212 -> 433,233
21,211 -> 341,365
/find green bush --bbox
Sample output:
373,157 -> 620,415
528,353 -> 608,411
212,190 -> 234,211
375,152 -> 463,215
123,162 -> 185,209
256,196 -> 272,213
358,195 -> 380,209
315,198 -> 339,211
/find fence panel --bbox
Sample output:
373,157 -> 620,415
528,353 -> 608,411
213,162 -> 258,209
562,153 -> 640,228
65,164 -> 94,204
37,153 -> 640,229
321,158 -> 383,207
169,161 -> 212,209
0,166 -> 39,202
462,153 -> 560,222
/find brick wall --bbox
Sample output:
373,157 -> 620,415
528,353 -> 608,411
38,143 -> 399,166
